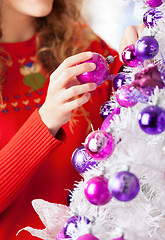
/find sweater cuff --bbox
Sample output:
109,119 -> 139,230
3,109 -> 61,157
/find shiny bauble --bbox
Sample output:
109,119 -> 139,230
56,229 -> 65,240
77,53 -> 109,86
84,130 -> 115,160
122,44 -> 143,67
116,85 -> 138,108
76,234 -> 99,240
143,0 -> 163,7
138,105 -> 165,134
113,72 -> 126,91
84,176 -> 112,205
135,36 -> 159,60
108,171 -> 140,201
101,108 -> 120,132
143,9 -> 163,28
63,216 -> 89,238
71,146 -> 97,173
100,100 -> 116,120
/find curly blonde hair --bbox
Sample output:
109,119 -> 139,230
0,0 -> 97,105
35,0 -> 96,74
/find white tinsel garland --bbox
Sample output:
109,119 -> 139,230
19,1 -> 165,240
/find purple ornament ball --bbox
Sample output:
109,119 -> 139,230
63,216 -> 78,238
77,52 -> 109,86
84,130 -> 115,160
122,44 -> 143,67
101,108 -> 120,132
108,171 -> 140,201
84,176 -> 112,205
138,105 -> 165,135
143,0 -> 163,7
113,72 -> 126,91
116,85 -> 138,108
135,36 -> 159,60
100,100 -> 116,120
76,234 -> 99,240
63,216 -> 89,238
71,146 -> 97,173
143,9 -> 163,28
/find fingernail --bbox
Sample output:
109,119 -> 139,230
86,51 -> 93,57
89,63 -> 96,70
91,83 -> 97,90
87,92 -> 91,99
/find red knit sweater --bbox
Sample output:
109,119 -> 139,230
0,35 -> 121,239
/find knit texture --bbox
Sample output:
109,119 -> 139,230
0,33 -> 121,240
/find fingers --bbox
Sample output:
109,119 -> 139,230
119,23 -> 145,59
136,23 -> 145,36
40,52 -> 99,135
119,25 -> 138,57
61,51 -> 93,68
51,51 -> 94,80
62,82 -> 97,102
50,62 -> 96,91
65,92 -> 91,112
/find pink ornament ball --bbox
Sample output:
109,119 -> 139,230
144,0 -> 163,7
116,85 -> 138,108
122,44 -> 143,67
76,233 -> 99,240
112,236 -> 125,240
84,175 -> 112,205
77,52 -> 109,86
56,229 -> 65,240
84,130 -> 115,160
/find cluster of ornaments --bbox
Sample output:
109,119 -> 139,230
56,1 -> 165,240
115,0 -> 165,135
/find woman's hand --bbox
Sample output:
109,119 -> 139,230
39,52 -> 97,136
119,23 -> 145,61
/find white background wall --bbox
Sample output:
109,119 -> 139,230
81,0 -> 146,51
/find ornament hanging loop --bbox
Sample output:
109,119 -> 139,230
106,55 -> 117,64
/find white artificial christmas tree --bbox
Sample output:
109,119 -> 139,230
20,1 -> 165,240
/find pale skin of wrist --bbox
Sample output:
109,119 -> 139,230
39,52 -> 97,136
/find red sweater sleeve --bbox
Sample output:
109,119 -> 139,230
0,109 -> 61,213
